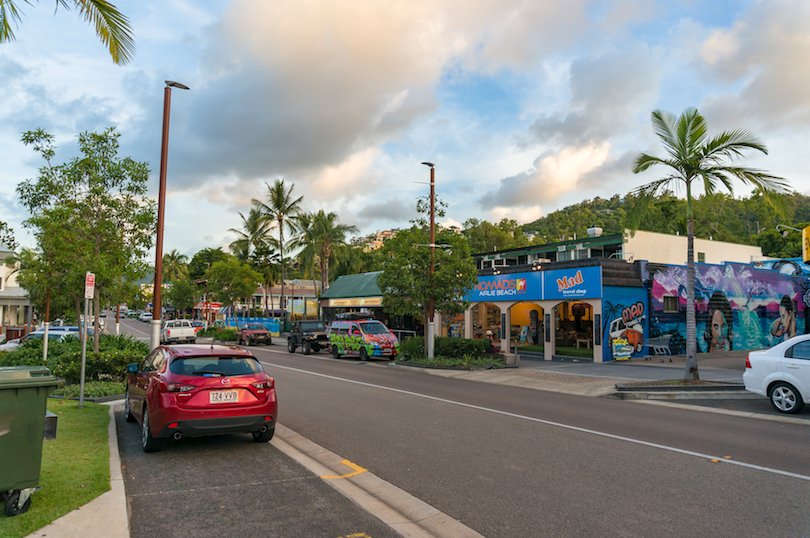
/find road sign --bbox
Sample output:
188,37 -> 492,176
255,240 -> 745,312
84,272 -> 95,299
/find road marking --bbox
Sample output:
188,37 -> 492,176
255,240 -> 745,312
262,361 -> 810,483
321,459 -> 368,479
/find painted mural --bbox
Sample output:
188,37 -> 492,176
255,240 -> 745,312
649,263 -> 807,353
601,286 -> 649,360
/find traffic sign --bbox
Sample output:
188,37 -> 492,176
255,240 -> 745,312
84,272 -> 95,299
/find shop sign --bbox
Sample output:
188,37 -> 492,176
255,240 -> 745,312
329,297 -> 383,307
465,272 -> 542,302
543,266 -> 602,300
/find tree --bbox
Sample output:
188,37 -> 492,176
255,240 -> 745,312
188,248 -> 229,280
296,210 -> 358,292
16,127 -> 156,352
205,257 -> 261,319
166,278 -> 196,317
463,218 -> 528,253
0,220 -> 15,250
253,179 -> 303,314
378,226 -> 478,343
228,206 -> 272,261
162,249 -> 189,283
631,107 -> 789,380
0,0 -> 134,64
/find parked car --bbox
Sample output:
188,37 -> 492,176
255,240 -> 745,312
743,334 -> 810,414
138,311 -> 153,322
236,323 -> 272,346
124,344 -> 278,452
0,331 -> 71,351
191,320 -> 206,334
160,320 -> 197,345
287,320 -> 329,355
327,316 -> 399,360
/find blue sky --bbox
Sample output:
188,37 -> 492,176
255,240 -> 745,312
2,0 -> 808,256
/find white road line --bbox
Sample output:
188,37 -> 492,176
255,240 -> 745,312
261,360 -> 810,483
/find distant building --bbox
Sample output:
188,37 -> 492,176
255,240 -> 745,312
360,229 -> 399,252
474,229 -> 765,270
0,248 -> 31,330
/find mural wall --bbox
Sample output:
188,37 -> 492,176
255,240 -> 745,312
649,262 -> 808,353
601,286 -> 649,360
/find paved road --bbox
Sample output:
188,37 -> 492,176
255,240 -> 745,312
116,319 -> 810,536
115,411 -> 398,538
255,344 -> 809,537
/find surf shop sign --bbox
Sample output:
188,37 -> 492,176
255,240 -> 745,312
466,272 -> 542,301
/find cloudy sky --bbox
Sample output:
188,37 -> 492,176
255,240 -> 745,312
2,0 -> 809,256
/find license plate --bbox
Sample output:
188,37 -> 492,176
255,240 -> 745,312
382,348 -> 392,355
209,390 -> 238,404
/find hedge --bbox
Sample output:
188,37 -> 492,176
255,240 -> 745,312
0,334 -> 149,384
399,336 -> 491,360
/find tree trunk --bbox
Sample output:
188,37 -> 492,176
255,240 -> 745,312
684,183 -> 699,380
279,219 -> 285,315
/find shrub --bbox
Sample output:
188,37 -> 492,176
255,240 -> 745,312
0,334 -> 149,384
399,336 -> 424,360
435,337 -> 490,358
214,328 -> 238,341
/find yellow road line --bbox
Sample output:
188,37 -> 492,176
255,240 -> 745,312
321,459 -> 368,479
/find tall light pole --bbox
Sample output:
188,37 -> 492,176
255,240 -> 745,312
421,161 -> 436,359
151,80 -> 189,349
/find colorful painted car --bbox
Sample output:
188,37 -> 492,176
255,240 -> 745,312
328,318 -> 399,360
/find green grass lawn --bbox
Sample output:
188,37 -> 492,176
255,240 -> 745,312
0,399 -> 110,537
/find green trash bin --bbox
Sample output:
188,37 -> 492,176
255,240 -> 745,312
0,366 -> 60,516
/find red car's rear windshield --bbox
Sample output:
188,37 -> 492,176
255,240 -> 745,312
169,356 -> 263,377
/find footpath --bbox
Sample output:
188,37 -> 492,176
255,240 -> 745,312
27,349 -> 806,537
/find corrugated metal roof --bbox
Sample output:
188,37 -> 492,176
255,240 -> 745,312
320,272 -> 382,299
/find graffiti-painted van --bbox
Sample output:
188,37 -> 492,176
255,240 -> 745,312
328,317 -> 399,360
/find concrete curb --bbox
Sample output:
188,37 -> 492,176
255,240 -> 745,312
26,401 -> 129,538
274,424 -> 484,538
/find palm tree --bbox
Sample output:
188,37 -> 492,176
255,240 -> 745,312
631,107 -> 788,380
0,0 -> 135,64
228,206 -> 272,261
229,204 -> 277,314
162,249 -> 189,283
307,210 -> 358,292
253,179 -> 303,316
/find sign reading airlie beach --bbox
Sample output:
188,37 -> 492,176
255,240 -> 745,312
543,266 -> 602,300
466,272 -> 542,302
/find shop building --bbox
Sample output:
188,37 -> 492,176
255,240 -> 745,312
464,259 -> 646,362
477,228 -> 764,269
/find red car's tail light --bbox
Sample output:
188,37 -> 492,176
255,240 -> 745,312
164,382 -> 196,392
252,377 -> 274,390
745,356 -> 752,369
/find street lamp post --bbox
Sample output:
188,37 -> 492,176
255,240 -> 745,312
421,161 -> 436,359
151,80 -> 189,349
776,224 -> 802,237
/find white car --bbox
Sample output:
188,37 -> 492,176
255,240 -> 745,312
743,334 -> 810,414
0,331 -> 71,351
138,312 -> 153,322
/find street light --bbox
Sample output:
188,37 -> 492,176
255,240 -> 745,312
421,161 -> 436,359
151,80 -> 189,349
776,224 -> 801,238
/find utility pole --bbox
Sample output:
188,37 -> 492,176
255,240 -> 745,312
421,162 -> 436,359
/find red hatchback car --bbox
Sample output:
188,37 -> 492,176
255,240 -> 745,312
125,344 -> 278,452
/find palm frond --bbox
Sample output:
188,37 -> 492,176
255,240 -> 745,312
74,0 -> 134,65
0,0 -> 27,42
